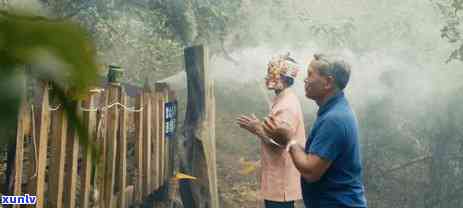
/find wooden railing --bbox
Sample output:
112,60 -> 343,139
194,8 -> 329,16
8,80 -> 177,208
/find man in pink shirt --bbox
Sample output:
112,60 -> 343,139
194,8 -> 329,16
237,54 -> 306,208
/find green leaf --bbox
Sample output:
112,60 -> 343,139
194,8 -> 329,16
0,10 -> 99,158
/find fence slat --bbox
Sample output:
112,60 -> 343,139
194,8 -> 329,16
34,82 -> 51,208
13,100 -> 27,205
159,86 -> 166,188
104,85 -> 121,208
81,93 -> 97,208
134,94 -> 144,203
151,90 -> 160,191
48,105 -> 68,208
116,91 -> 128,208
96,89 -> 108,208
63,101 -> 81,208
142,85 -> 152,196
168,90 -> 176,179
163,87 -> 169,184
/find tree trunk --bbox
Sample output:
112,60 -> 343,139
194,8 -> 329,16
180,45 -> 219,208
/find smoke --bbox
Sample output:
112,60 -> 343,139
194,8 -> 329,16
6,0 -> 45,14
206,45 -> 461,117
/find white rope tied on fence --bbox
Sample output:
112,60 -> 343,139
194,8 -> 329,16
79,106 -> 98,112
79,102 -> 143,113
100,102 -> 143,112
31,105 -> 38,178
49,104 -> 61,111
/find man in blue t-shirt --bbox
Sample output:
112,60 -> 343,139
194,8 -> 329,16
263,54 -> 367,208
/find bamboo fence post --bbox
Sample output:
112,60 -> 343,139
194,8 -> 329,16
152,88 -> 160,191
48,100 -> 68,208
103,84 -> 121,208
163,86 -> 170,185
34,82 -> 51,208
142,82 -> 152,197
116,90 -> 128,208
134,93 -> 144,203
81,92 -> 98,208
13,98 -> 28,208
155,82 -> 167,190
63,101 -> 82,208
95,87 -> 109,208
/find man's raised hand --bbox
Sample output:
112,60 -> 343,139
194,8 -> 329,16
262,114 -> 295,146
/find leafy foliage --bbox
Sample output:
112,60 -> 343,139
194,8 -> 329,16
0,10 -> 98,153
433,0 -> 463,62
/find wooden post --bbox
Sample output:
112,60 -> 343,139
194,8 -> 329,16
208,80 -> 218,207
81,92 -> 98,208
142,83 -> 152,197
155,83 -> 168,189
13,99 -> 28,206
103,84 -> 121,208
168,90 -> 177,180
163,86 -> 170,185
167,90 -> 181,208
48,103 -> 68,208
116,91 -> 128,208
63,101 -> 81,208
95,89 -> 108,208
152,88 -> 161,191
182,45 -> 219,208
34,82 -> 51,208
134,94 -> 144,203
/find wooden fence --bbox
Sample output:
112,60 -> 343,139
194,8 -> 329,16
9,80 -> 178,208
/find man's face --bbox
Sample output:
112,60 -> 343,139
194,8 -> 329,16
304,65 -> 329,100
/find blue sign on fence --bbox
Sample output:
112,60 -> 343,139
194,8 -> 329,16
165,101 -> 177,139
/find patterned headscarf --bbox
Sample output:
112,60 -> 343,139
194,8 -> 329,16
266,53 -> 302,83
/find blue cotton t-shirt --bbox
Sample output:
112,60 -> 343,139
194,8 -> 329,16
302,91 -> 367,208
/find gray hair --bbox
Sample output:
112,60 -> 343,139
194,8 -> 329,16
310,53 -> 351,90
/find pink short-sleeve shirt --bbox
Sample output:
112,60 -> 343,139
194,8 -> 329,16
260,89 -> 306,202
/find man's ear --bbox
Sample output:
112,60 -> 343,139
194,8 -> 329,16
325,75 -> 336,90
321,76 -> 331,90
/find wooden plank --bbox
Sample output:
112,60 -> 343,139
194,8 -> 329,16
183,45 -> 219,208
81,93 -> 97,208
207,80 -> 219,208
168,90 -> 177,179
142,85 -> 152,196
13,100 -> 27,203
96,89 -> 108,208
133,94 -> 144,203
159,88 -> 166,187
151,89 -> 160,191
92,89 -> 108,207
48,106 -> 68,208
34,82 -> 51,208
114,185 -> 134,208
27,104 -> 38,188
63,101 -> 82,208
153,84 -> 166,189
163,87 -> 170,184
116,91 -> 128,208
166,90 -> 181,208
103,85 -> 121,208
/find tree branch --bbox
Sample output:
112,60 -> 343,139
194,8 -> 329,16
381,154 -> 432,174
219,37 -> 239,66
381,153 -> 463,175
62,0 -> 95,19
